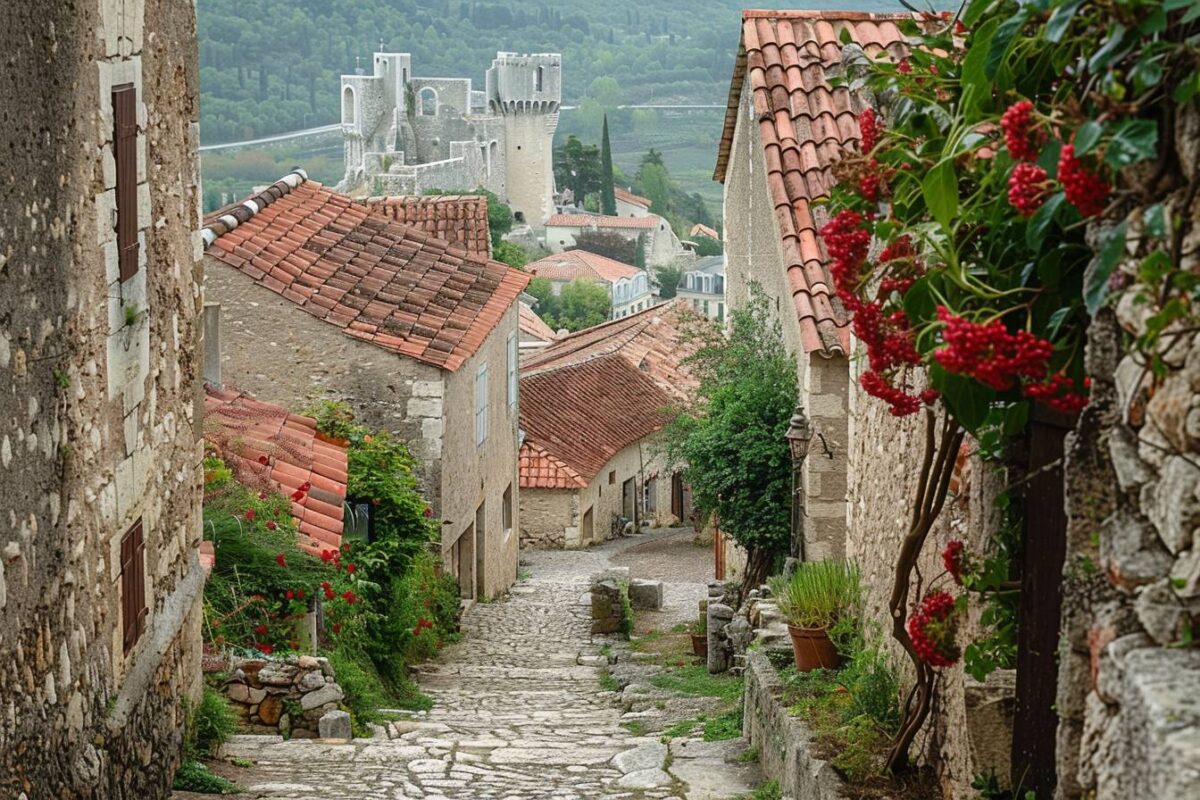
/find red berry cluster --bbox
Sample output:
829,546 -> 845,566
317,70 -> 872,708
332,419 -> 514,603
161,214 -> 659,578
1021,372 -> 1090,414
859,166 -> 883,203
934,306 -> 1053,391
1008,163 -> 1050,217
1058,144 -> 1110,218
859,107 -> 880,153
942,539 -> 967,585
1000,100 -> 1043,162
907,591 -> 960,668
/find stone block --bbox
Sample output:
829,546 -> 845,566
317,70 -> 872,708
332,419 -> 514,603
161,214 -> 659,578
298,671 -> 326,691
1143,456 -> 1200,554
591,617 -> 621,635
1101,509 -> 1174,591
300,682 -> 344,711
319,709 -> 353,740
257,695 -> 283,726
627,579 -> 663,610
964,669 -> 1016,787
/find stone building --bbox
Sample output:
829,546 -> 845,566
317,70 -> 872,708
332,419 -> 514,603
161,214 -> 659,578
614,186 -> 653,218
518,302 -> 700,548
339,51 -> 561,232
202,171 -> 528,600
677,255 -> 726,322
544,212 -> 689,268
526,249 -> 655,319
1,0 -> 207,796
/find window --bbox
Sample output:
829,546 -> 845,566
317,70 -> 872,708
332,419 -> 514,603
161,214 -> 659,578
475,363 -> 488,446
644,477 -> 657,513
608,470 -> 616,485
503,483 -> 513,540
536,66 -> 545,92
342,86 -> 356,125
113,84 -> 139,283
419,87 -> 437,115
507,331 -> 518,410
120,520 -> 146,653
703,300 -> 710,316
718,302 -> 725,322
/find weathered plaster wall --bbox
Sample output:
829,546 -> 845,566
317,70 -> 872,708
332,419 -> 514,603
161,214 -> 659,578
440,304 -> 521,598
519,489 -> 578,549
1056,111 -> 1200,798
202,260 -> 445,504
0,0 -> 205,795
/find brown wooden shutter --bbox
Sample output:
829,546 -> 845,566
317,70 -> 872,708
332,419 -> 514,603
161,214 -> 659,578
121,520 -> 146,653
113,84 -> 140,283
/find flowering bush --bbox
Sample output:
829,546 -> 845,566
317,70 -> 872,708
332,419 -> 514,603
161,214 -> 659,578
907,592 -> 961,668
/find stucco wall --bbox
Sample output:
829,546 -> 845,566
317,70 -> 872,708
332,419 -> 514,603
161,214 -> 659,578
440,304 -> 521,599
519,489 -> 579,549
0,0 -> 205,795
202,260 -> 449,503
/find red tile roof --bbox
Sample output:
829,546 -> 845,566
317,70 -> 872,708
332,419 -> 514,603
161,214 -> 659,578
690,223 -> 720,241
714,10 -> 910,356
614,186 -> 652,209
203,385 -> 349,558
519,303 -> 558,343
519,355 -> 674,488
360,195 -> 492,259
526,249 -> 642,284
546,213 -> 662,230
202,170 -> 528,373
521,300 -> 701,403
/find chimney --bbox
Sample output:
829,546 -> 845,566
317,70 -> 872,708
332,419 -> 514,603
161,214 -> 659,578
202,303 -> 222,386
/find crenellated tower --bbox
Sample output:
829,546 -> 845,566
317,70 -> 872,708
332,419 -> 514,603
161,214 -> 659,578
486,53 -> 561,230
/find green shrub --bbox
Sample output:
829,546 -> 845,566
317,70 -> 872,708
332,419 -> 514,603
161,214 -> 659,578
769,560 -> 862,630
190,686 -> 238,757
172,760 -> 239,794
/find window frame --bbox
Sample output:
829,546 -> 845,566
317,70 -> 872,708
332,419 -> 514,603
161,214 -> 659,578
506,331 -> 518,411
475,362 -> 489,447
112,83 -> 139,283
120,519 -> 147,654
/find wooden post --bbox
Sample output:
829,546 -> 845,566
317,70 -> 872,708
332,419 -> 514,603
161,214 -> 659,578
1011,408 -> 1072,796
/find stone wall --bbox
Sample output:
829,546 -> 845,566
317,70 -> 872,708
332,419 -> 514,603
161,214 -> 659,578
1055,107 -> 1200,798
0,0 -> 206,796
222,655 -> 350,740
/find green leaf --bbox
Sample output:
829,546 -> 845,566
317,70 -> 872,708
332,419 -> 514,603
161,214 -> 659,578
922,160 -> 958,231
961,18 -> 998,113
986,12 -> 1026,79
1088,24 -> 1127,72
1104,119 -> 1158,169
839,26 -> 853,44
1138,6 -> 1167,33
1174,70 -> 1200,104
1084,221 -> 1127,315
1045,0 -> 1083,42
1130,58 -> 1164,94
1026,192 -> 1066,251
1143,203 -> 1167,238
1046,307 -> 1072,339
1165,0 -> 1194,9
938,370 -> 994,433
1138,250 -> 1172,284
1073,121 -> 1103,156
903,275 -> 936,322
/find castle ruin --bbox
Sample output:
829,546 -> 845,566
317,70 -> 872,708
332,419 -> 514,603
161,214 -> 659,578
339,51 -> 561,230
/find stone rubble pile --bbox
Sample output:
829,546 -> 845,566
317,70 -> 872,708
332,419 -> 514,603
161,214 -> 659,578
222,654 -> 350,740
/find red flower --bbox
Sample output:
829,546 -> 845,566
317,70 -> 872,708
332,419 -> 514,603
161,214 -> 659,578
1008,163 -> 1050,216
324,589 -> 335,601
254,624 -> 269,635
423,506 -> 434,518
341,591 -> 358,604
258,455 -> 269,465
942,540 -> 966,585
275,552 -> 286,568
954,19 -> 967,34
1059,144 -> 1110,218
321,581 -> 332,590
291,489 -> 306,502
297,589 -> 305,599
933,307 -> 1053,391
858,107 -> 880,153
266,520 -> 278,531
1000,100 -> 1043,162
285,590 -> 295,600
245,509 -> 256,521
345,563 -> 356,574
342,542 -> 352,553
258,491 -> 268,500
300,481 -> 311,492
332,623 -> 342,634
898,59 -> 912,74
907,591 -> 960,667
254,642 -> 274,655
321,550 -> 334,562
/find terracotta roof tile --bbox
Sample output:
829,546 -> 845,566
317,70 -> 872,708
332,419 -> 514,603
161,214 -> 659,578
546,213 -> 662,230
519,303 -> 558,343
361,195 -> 493,259
519,442 -> 587,489
202,171 -> 528,372
526,249 -> 642,285
689,223 -> 720,240
714,10 -> 911,356
614,186 -> 652,209
203,385 -> 348,558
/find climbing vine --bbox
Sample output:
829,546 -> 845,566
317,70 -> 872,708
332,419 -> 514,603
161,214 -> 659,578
822,0 -> 1199,774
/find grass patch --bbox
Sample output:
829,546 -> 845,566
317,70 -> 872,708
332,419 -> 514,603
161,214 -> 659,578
649,665 -> 743,702
172,760 -> 239,794
631,632 -> 698,667
737,778 -> 782,800
702,706 -> 743,741
737,744 -> 761,763
598,666 -> 621,693
661,717 -> 699,739
621,719 -> 648,736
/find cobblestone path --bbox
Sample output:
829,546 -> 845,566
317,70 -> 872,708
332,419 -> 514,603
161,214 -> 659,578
177,529 -> 756,799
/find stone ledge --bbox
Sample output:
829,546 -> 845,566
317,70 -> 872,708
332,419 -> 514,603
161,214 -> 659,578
743,650 -> 847,800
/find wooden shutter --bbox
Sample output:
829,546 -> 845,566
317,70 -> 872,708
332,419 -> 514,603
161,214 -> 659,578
113,84 -> 139,283
121,520 -> 146,653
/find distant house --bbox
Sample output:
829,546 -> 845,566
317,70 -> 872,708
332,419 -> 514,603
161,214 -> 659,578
678,255 -> 726,322
544,212 -> 688,268
518,302 -> 558,348
615,186 -> 653,218
526,249 -> 655,319
690,223 -> 720,241
518,301 -> 700,548
202,170 -> 529,600
204,386 -> 349,558
360,194 -> 493,258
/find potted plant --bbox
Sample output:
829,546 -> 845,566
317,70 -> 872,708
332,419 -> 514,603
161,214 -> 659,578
770,560 -> 861,672
690,614 -> 708,658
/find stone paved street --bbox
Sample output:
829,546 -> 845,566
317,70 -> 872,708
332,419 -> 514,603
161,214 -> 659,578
174,529 -> 759,800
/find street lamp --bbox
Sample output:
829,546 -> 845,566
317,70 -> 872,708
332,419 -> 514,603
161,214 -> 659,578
785,405 -> 812,561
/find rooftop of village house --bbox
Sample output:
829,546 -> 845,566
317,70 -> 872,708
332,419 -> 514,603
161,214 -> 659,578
201,170 -> 528,372
358,194 -> 493,259
525,249 -> 644,285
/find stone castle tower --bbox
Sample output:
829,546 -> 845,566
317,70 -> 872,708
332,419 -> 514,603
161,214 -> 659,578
486,53 -> 561,229
338,51 -> 561,231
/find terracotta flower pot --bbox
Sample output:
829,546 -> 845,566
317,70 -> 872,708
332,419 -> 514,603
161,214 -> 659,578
787,624 -> 841,671
691,632 -> 708,658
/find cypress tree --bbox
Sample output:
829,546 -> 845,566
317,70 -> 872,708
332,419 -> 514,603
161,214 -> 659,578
600,115 -> 616,216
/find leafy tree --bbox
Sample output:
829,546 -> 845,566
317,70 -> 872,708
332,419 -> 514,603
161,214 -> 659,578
662,285 -> 796,589
633,233 -> 647,270
553,278 -> 612,332
694,236 -> 722,257
553,135 -> 602,202
600,115 -> 616,216
492,240 -> 528,269
654,263 -> 682,299
572,230 -> 637,265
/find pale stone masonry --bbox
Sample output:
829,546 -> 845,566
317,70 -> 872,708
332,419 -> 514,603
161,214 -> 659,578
1,0 -> 206,796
